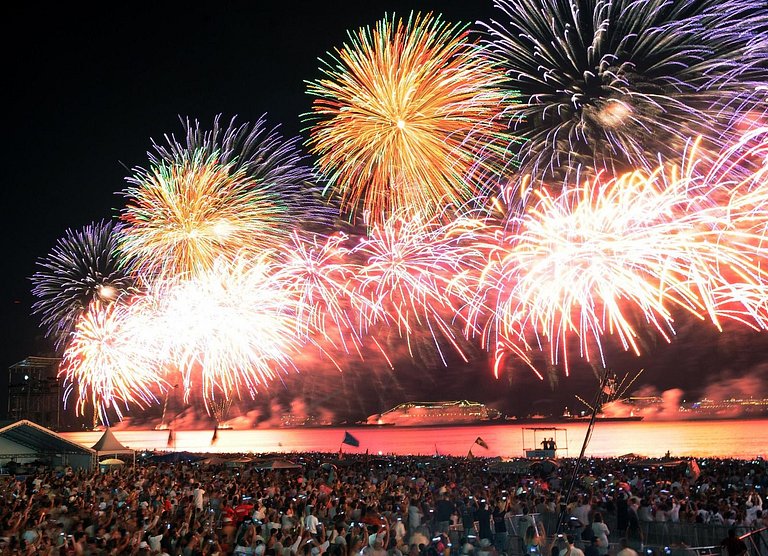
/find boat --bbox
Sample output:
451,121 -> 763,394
566,415 -> 644,422
509,414 -> 643,424
280,415 -> 335,428
551,406 -> 643,422
366,400 -> 502,426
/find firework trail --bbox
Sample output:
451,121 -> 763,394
349,212 -> 476,366
59,299 -> 166,425
484,0 -> 768,185
276,231 -> 361,352
473,134 -> 768,375
120,117 -> 326,279
30,220 -> 134,351
307,12 -> 513,224
148,254 -> 302,409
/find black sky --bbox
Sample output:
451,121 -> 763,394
4,3 -> 768,422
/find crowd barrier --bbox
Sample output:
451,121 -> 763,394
446,512 -> 768,555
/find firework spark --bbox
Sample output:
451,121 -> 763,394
276,231 -> 360,350
350,212 -> 474,365
307,12 -> 513,223
59,299 -> 166,424
484,0 -> 768,183
120,117 -> 325,278
30,220 -> 134,350
149,255 -> 302,408
474,135 -> 768,375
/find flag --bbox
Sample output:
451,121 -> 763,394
475,437 -> 489,450
211,425 -> 219,446
342,431 -> 360,447
467,449 -> 474,459
687,459 -> 701,482
166,429 -> 175,448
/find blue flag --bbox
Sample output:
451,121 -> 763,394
342,431 -> 360,447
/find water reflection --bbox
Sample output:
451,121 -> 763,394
62,418 -> 768,459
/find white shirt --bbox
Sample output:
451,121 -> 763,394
149,534 -> 164,552
193,488 -> 205,510
393,520 -> 406,541
305,514 -> 319,534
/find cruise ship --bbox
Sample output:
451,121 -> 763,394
366,400 -> 501,426
678,397 -> 768,419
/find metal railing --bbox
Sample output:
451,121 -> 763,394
496,513 -> 768,556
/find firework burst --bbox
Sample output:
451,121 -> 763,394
120,117 -> 325,278
307,12 -> 513,223
350,212 -> 474,365
484,0 -> 768,183
149,254 -> 302,408
475,135 -> 768,375
30,220 -> 134,350
276,231 -> 360,350
59,299 -> 166,425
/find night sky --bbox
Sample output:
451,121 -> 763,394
4,3 -> 768,424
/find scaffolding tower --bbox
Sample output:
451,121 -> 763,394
7,357 -> 62,430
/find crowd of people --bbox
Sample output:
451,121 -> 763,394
0,453 -> 765,556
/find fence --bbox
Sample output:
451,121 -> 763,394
492,513 -> 768,556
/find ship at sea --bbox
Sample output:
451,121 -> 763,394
504,412 -> 643,424
366,400 -> 502,426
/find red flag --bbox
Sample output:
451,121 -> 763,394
475,437 -> 489,450
687,459 -> 701,482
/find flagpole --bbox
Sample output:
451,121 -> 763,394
555,367 -> 610,536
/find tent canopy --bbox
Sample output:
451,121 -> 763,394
91,428 -> 133,455
251,458 -> 303,470
0,420 -> 95,457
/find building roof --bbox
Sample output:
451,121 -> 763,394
0,420 -> 95,456
9,356 -> 60,370
91,428 -> 133,454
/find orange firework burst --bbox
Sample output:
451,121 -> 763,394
120,153 -> 283,279
120,117 -> 323,280
306,12 -> 513,223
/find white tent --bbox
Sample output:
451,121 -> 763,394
91,428 -> 135,465
0,420 -> 96,470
